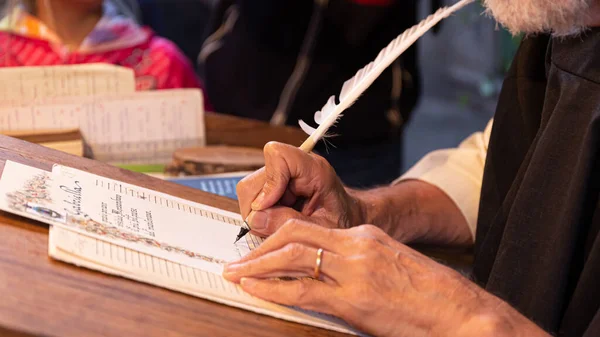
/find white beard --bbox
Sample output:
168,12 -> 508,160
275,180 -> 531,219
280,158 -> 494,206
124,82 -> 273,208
483,0 -> 591,36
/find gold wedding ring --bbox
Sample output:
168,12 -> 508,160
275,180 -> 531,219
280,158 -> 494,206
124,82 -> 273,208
314,248 -> 324,280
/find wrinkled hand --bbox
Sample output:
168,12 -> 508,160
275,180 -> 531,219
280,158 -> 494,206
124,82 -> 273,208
223,220 -> 514,337
236,142 -> 362,236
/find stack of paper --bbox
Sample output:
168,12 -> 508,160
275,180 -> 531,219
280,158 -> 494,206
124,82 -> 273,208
0,63 -> 135,100
2,128 -> 84,157
0,64 -> 206,164
0,161 -> 362,336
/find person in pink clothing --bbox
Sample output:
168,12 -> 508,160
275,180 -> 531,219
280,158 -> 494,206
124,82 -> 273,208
0,0 -> 210,109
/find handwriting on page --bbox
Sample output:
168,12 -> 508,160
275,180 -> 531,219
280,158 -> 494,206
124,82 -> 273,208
50,164 -> 257,271
96,176 -> 266,253
94,177 -> 247,229
94,174 -> 265,253
101,194 -> 156,238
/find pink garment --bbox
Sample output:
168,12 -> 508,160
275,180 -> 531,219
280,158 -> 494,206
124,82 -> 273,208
0,7 -> 211,110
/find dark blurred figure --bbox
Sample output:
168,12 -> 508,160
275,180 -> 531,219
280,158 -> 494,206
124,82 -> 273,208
138,0 -> 214,70
199,0 -> 421,188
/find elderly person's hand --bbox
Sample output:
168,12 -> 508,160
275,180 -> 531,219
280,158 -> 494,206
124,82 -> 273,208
237,142 -> 363,236
223,221 -> 550,337
236,142 -> 472,246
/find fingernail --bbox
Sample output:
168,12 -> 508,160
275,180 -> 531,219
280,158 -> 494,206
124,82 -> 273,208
248,211 -> 267,231
223,263 -> 239,272
252,191 -> 266,209
222,271 -> 237,282
240,277 -> 252,287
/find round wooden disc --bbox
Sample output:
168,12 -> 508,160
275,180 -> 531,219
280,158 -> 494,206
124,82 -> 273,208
167,146 -> 265,176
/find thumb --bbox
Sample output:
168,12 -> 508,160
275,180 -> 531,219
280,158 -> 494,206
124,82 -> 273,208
247,206 -> 312,237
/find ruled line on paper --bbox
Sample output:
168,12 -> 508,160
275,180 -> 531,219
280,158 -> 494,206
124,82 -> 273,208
54,228 -> 247,296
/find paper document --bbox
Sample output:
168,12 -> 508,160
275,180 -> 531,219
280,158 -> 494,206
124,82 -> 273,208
48,226 -> 360,335
0,64 -> 135,101
0,161 -> 251,273
0,160 -> 362,335
0,89 -> 205,164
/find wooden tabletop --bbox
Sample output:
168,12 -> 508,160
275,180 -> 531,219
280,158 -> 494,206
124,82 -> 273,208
0,135 -> 346,337
205,113 -> 306,148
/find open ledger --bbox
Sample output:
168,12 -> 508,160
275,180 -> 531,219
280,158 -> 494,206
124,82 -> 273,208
0,160 -> 362,336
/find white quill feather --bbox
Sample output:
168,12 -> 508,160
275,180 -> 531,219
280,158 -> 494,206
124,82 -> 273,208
299,0 -> 474,152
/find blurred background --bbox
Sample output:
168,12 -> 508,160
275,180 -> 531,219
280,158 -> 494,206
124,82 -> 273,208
132,0 -> 518,172
0,0 -> 520,176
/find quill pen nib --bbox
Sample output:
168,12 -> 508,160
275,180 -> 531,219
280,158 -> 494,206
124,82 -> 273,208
234,221 -> 251,244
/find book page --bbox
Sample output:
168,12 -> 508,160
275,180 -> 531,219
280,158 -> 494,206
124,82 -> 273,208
48,226 -> 362,336
0,161 -> 257,274
0,89 -> 205,164
0,64 -> 135,101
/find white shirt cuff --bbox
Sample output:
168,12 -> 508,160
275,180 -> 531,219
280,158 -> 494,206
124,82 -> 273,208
393,119 -> 493,239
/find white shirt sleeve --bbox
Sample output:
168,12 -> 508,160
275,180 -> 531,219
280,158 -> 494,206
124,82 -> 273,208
393,119 -> 494,239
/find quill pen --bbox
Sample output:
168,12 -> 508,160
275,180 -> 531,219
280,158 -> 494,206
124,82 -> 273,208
298,0 -> 475,151
235,0 -> 474,243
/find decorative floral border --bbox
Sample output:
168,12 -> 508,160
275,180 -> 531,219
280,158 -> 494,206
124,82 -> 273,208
6,173 -> 53,211
6,173 -> 226,265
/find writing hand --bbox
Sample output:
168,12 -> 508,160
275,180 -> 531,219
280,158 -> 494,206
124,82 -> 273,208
236,142 -> 363,236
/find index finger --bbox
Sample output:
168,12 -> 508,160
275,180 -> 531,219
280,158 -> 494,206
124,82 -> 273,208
237,142 -> 322,219
229,220 -> 352,265
236,167 -> 266,219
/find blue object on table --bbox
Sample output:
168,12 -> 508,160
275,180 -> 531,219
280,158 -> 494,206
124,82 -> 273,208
168,175 -> 245,200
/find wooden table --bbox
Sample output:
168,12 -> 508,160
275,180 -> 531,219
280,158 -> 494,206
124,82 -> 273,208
0,114 -> 473,337
0,132 -> 346,337
205,113 -> 306,148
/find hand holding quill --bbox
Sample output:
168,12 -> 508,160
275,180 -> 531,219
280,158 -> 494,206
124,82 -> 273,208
234,0 -> 475,243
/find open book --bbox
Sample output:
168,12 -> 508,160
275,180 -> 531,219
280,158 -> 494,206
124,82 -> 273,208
0,160 -> 363,336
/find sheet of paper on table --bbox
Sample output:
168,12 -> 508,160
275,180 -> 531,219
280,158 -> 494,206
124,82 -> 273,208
0,161 -> 363,336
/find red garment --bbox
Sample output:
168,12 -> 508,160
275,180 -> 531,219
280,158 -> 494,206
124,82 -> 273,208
0,5 -> 211,110
0,31 -> 200,91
